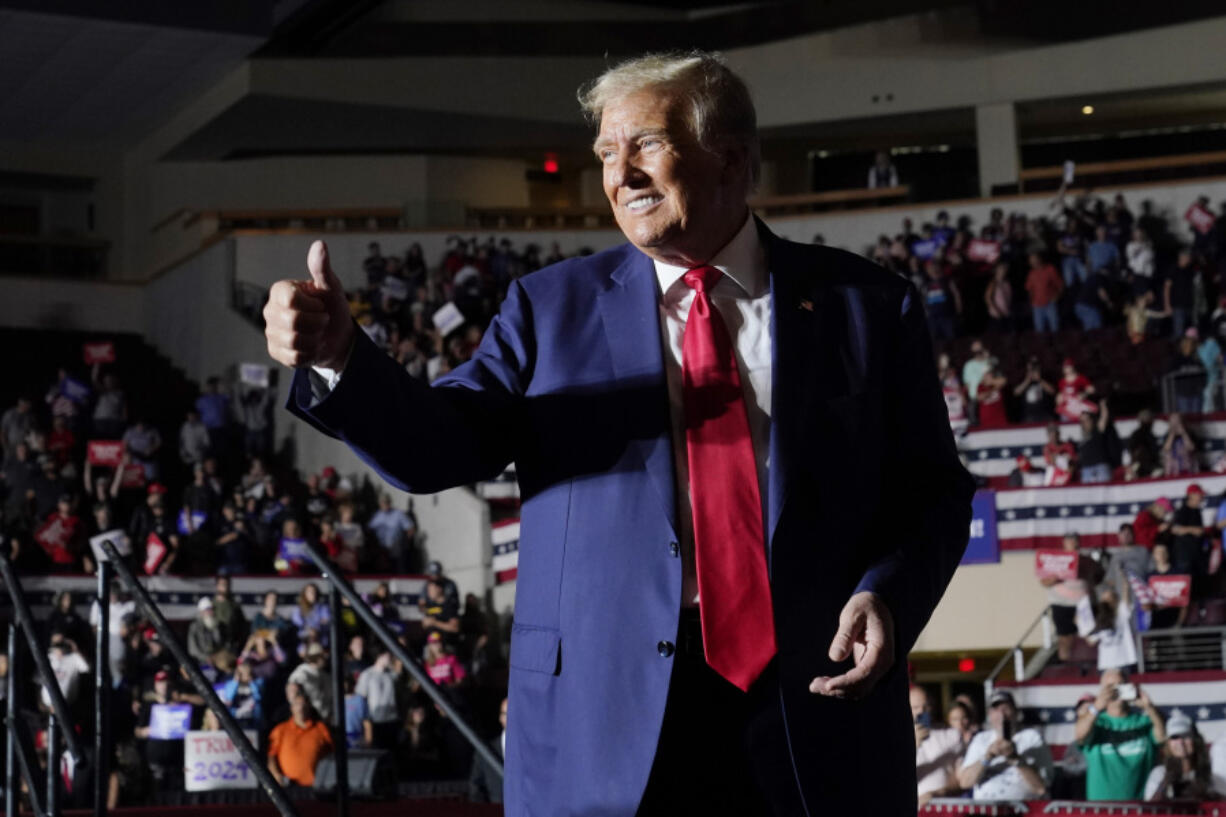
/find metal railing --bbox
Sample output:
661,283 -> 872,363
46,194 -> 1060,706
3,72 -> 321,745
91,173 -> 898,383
984,607 -> 1054,698
299,537 -> 503,816
1137,624 -> 1226,673
0,552 -> 88,817
94,538 -> 299,817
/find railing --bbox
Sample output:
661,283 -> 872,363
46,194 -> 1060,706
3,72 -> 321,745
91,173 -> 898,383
0,552 -> 87,817
1138,625 -> 1226,673
95,538 -> 299,817
1160,367 -> 1224,415
0,233 -> 109,278
1020,149 -> 1226,193
298,537 -> 503,816
923,799 -> 1209,816
750,184 -> 910,216
984,607 -> 1054,697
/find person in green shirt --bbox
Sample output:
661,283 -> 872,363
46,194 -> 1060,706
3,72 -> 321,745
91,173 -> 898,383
1074,669 -> 1167,801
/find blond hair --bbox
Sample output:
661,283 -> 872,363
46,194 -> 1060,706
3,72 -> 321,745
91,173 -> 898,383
577,50 -> 760,190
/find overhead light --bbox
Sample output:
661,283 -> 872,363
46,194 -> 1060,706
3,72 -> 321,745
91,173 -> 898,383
1081,105 -> 1095,115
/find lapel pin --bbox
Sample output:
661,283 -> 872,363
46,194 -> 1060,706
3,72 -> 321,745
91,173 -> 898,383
799,299 -> 814,312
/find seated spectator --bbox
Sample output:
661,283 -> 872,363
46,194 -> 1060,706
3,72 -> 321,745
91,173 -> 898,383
1054,694 -> 1095,799
1013,357 -> 1054,423
912,685 -> 964,805
1077,405 -> 1114,484
1026,252 -> 1063,333
1171,483 -> 1208,579
1145,713 -> 1218,801
974,364 -> 1008,429
1055,359 -> 1096,423
1075,669 -> 1165,801
356,646 -> 403,749
425,632 -> 467,689
367,581 -> 404,634
268,685 -> 333,788
958,690 -> 1052,800
187,597 -> 225,667
468,696 -> 507,804
291,583 -> 331,652
420,579 -> 461,645
1161,412 -> 1200,476
288,643 -> 333,721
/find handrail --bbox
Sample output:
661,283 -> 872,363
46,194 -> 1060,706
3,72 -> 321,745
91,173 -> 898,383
96,539 -> 300,817
984,606 -> 1053,696
750,184 -> 910,210
299,538 -> 504,789
7,622 -> 47,817
0,554 -> 83,762
1020,149 -> 1226,181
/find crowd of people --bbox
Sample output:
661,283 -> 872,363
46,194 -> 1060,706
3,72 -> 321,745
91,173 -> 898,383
876,190 -> 1226,342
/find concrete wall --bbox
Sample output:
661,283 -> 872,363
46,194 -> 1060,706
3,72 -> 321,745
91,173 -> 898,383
0,276 -> 143,332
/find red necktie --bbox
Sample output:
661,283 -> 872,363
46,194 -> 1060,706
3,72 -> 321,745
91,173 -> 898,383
681,265 -> 776,692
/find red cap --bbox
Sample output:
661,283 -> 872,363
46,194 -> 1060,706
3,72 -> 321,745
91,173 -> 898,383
321,466 -> 337,478
154,670 -> 170,681
1188,484 -> 1205,497
147,482 -> 168,495
1062,357 -> 1075,368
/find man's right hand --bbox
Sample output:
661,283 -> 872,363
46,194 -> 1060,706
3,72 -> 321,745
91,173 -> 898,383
264,240 -> 355,370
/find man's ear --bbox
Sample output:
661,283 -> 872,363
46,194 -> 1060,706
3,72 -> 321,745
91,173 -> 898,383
720,141 -> 751,188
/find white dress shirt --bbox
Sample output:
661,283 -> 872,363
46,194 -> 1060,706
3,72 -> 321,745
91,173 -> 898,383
311,214 -> 774,607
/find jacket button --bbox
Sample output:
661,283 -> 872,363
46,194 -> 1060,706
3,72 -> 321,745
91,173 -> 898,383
657,640 -> 675,657
668,541 -> 679,557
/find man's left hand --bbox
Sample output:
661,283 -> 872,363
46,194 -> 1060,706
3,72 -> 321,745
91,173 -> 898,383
809,591 -> 895,699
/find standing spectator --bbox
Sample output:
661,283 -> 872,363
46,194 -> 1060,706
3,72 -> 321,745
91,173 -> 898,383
121,418 -> 162,482
1145,713 -> 1218,801
921,259 -> 960,341
867,150 -> 898,189
252,590 -> 292,646
46,415 -> 75,466
211,574 -> 248,654
291,583 -> 331,652
135,670 -> 191,792
468,697 -> 507,804
1197,329 -> 1223,412
1058,220 -> 1088,286
187,597 -> 225,667
961,341 -> 990,426
363,242 -> 385,286
1161,412 -> 1200,476
213,660 -> 266,732
1088,582 -> 1138,673
334,502 -> 366,569
268,685 -> 333,788
236,381 -> 275,458
45,637 -> 90,708
425,632 -> 468,688
1026,253 -> 1064,333
1171,483 -> 1209,579
938,354 -> 968,435
1075,266 -> 1112,330
1074,669 -> 1165,801
1133,497 -> 1172,550
355,646 -> 403,749
425,560 -> 460,606
91,371 -> 127,439
975,365 -> 1008,429
344,674 -> 374,748
274,518 -> 311,576
178,409 -> 210,467
195,377 -> 230,457
1041,533 -> 1098,662
984,262 -> 1013,333
1107,522 -> 1151,590
1126,227 -> 1155,294
1164,249 -> 1199,340
947,700 -> 978,747
1055,359 -> 1096,423
1077,406 -> 1114,484
1087,225 -> 1121,277
36,494 -> 83,570
1146,544 -> 1188,630
287,643 -> 333,720
1013,357 -> 1055,423
958,690 -> 1052,800
912,685 -> 965,805
420,579 -> 461,645
368,493 -> 416,572
1,397 -> 33,461
215,502 -> 252,575
1126,410 -> 1162,480
1169,331 -> 1206,415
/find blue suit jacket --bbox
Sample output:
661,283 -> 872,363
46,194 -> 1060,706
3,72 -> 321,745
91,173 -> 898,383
288,222 -> 975,816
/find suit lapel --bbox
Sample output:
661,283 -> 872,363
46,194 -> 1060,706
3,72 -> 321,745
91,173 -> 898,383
596,249 -> 678,537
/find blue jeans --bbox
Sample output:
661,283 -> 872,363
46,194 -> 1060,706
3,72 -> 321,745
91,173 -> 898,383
928,308 -> 956,340
1033,303 -> 1059,333
1062,256 -> 1087,286
1074,302 -> 1102,330
1172,307 -> 1191,340
1080,463 -> 1111,483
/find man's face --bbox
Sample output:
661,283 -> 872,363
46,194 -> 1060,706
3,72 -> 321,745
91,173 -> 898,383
596,90 -> 743,265
988,702 -> 1014,732
1189,492 -> 1204,509
1062,536 -> 1079,552
908,687 -> 930,719
1117,527 -> 1134,547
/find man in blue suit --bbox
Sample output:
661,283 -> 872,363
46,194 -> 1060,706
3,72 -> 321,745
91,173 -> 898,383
265,52 -> 974,816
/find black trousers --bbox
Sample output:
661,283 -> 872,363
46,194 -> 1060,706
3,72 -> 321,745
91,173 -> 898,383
636,610 -> 808,817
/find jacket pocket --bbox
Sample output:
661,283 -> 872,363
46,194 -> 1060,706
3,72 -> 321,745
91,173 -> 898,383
508,623 -> 561,675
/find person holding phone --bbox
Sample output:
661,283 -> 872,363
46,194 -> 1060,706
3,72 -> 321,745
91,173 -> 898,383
1074,668 -> 1166,800
912,686 -> 965,805
958,690 -> 1052,800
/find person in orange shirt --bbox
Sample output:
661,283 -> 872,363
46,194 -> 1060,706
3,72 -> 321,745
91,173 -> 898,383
1026,252 -> 1064,333
268,683 -> 333,787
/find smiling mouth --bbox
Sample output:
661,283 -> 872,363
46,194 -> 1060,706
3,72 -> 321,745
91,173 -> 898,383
624,194 -> 663,213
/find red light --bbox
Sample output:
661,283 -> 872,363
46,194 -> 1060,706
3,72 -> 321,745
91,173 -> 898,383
958,658 -> 975,673
543,154 -> 559,174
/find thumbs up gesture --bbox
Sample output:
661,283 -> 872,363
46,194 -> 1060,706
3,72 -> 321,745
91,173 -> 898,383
264,240 -> 355,370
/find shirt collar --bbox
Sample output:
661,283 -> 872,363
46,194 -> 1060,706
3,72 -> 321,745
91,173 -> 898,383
654,212 -> 766,300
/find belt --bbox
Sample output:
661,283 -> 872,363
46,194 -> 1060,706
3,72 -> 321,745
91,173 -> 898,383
677,608 -> 705,658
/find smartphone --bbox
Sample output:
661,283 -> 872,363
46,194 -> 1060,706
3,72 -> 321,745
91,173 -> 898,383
915,711 -> 932,729
1117,683 -> 1138,702
1001,719 -> 1013,741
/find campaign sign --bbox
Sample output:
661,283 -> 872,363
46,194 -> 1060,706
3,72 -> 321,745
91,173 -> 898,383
966,239 -> 1001,265
1186,203 -> 1216,235
87,440 -> 124,466
35,516 -> 72,553
911,239 -> 938,260
120,463 -> 146,489
239,363 -> 270,388
82,341 -> 116,365
89,530 -> 131,563
148,703 -> 192,740
1148,574 -> 1191,608
60,376 -> 91,404
184,730 -> 258,792
144,533 -> 168,575
1035,549 -> 1079,581
177,509 -> 209,535
432,302 -> 465,336
381,276 -> 409,301
277,536 -> 309,565
961,490 -> 1000,565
